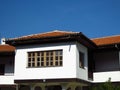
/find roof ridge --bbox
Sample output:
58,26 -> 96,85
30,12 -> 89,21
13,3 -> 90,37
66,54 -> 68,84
9,30 -> 78,40
92,34 -> 120,40
52,30 -> 78,33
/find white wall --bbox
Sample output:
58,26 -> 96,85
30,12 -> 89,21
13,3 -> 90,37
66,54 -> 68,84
0,76 -> 14,84
76,43 -> 88,81
93,71 -> 120,83
14,42 -> 77,80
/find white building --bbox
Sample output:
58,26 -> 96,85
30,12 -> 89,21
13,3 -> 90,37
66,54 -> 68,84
0,30 -> 120,90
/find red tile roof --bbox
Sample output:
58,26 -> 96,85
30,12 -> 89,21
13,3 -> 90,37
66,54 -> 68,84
0,44 -> 15,52
12,30 -> 77,40
92,35 -> 120,46
6,30 -> 120,47
6,30 -> 96,48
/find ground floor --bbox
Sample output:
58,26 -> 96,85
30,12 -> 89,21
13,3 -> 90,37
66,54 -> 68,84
0,78 -> 89,90
0,85 -> 16,90
18,84 -> 84,90
0,84 -> 88,90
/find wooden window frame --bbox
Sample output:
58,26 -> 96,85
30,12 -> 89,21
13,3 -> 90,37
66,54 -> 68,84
27,50 -> 63,68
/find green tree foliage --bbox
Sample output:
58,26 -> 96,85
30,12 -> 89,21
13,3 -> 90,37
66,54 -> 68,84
90,78 -> 120,90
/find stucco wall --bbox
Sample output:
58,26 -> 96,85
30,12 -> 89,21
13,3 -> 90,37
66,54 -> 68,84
0,76 -> 14,84
93,71 -> 120,83
14,42 -> 77,80
76,43 -> 88,81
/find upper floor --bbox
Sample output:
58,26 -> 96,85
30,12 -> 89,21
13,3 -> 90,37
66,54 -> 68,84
92,35 -> 120,83
0,30 -> 120,84
5,31 -> 96,83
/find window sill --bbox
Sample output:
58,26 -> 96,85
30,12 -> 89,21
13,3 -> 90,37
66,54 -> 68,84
80,67 -> 85,70
26,66 -> 63,68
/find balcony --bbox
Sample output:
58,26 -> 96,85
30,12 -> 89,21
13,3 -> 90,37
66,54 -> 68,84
0,75 -> 14,84
0,57 -> 15,85
93,71 -> 120,83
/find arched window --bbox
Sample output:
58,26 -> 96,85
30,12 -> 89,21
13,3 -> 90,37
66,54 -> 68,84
34,86 -> 42,90
46,85 -> 61,90
20,85 -> 30,90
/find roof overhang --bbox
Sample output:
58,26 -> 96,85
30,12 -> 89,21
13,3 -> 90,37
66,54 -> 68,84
0,45 -> 15,55
93,43 -> 120,52
6,33 -> 97,49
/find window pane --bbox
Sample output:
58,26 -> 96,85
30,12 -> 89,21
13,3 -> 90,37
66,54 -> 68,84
55,51 -> 59,55
46,62 -> 49,66
60,56 -> 62,60
79,52 -> 84,68
37,52 -> 40,56
28,50 -> 63,67
55,62 -> 58,66
46,52 -> 49,56
37,58 -> 40,61
50,62 -> 53,65
32,58 -> 35,61
28,53 -> 31,57
28,58 -> 31,62
37,62 -> 40,66
55,56 -> 58,60
41,57 -> 44,61
59,50 -> 62,55
46,57 -> 49,61
60,61 -> 62,66
50,57 -> 53,60
41,62 -> 44,66
41,52 -> 44,56
32,53 -> 35,56
50,52 -> 53,56
32,63 -> 35,66
28,63 -> 31,67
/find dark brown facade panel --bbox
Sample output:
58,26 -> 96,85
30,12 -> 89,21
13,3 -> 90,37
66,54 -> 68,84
0,85 -> 16,88
14,78 -> 90,85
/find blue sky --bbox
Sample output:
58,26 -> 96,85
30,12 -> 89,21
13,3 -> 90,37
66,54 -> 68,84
0,0 -> 120,39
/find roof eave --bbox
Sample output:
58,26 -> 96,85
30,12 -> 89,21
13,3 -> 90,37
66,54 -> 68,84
78,33 -> 97,49
94,43 -> 120,51
6,33 -> 97,49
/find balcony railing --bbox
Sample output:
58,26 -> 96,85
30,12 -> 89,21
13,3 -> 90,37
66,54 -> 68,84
93,71 -> 120,83
0,75 -> 14,84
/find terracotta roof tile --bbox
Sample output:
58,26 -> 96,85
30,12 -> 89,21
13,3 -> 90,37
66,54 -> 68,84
0,44 -> 15,52
92,35 -> 120,46
11,30 -> 77,41
6,30 -> 96,48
